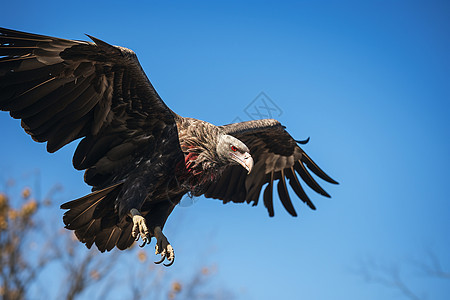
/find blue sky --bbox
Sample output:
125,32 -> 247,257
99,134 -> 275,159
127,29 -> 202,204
1,1 -> 450,299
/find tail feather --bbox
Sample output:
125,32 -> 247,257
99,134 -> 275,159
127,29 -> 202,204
61,182 -> 133,252
95,226 -> 121,252
62,182 -> 120,230
74,219 -> 101,240
63,195 -> 106,230
60,181 -> 122,209
83,236 -> 95,249
116,222 -> 134,250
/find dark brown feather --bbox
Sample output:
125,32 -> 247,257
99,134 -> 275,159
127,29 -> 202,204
61,183 -> 122,228
301,153 -> 339,184
21,76 -> 92,132
285,167 -> 316,210
263,172 -> 275,217
75,219 -> 101,240
103,227 -> 121,252
294,161 -> 331,197
277,170 -> 297,216
45,115 -> 89,152
116,223 -> 134,250
73,134 -> 123,170
14,77 -> 87,120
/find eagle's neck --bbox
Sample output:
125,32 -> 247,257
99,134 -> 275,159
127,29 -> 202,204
184,150 -> 203,176
177,118 -> 224,171
175,117 -> 225,195
175,149 -> 221,196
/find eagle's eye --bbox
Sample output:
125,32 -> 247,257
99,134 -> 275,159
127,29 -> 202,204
231,145 -> 238,152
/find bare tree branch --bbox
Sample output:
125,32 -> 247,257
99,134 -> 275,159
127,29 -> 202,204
412,250 -> 450,280
0,177 -> 232,300
356,258 -> 422,300
356,251 -> 450,300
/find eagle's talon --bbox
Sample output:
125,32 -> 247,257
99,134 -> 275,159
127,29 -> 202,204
139,237 -> 147,247
163,258 -> 174,267
154,255 -> 165,264
130,209 -> 150,248
152,226 -> 175,266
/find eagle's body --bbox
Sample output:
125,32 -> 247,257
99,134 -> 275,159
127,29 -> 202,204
0,28 -> 337,265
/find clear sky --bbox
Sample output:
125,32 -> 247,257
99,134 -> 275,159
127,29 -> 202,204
1,1 -> 450,299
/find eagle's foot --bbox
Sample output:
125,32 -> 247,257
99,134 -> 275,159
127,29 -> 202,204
130,208 -> 151,247
153,226 -> 175,267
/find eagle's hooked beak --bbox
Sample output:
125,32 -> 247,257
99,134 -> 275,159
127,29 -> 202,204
232,152 -> 254,174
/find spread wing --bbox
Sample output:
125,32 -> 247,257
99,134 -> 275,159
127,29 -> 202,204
204,119 -> 338,217
0,28 -> 176,188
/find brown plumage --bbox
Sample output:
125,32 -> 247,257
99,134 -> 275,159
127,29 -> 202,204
0,28 -> 338,265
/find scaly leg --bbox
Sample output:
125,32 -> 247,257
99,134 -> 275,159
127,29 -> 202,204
130,208 -> 151,247
130,209 -> 175,266
153,226 -> 175,267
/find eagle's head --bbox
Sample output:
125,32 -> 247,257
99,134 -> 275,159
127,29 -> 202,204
216,134 -> 254,174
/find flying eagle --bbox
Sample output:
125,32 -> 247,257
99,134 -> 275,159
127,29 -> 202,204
0,28 -> 338,266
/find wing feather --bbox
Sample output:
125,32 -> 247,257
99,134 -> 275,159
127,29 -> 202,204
294,161 -> 331,197
225,167 -> 246,201
285,167 -> 316,210
301,152 -> 339,184
277,170 -> 297,217
263,172 -> 275,217
0,27 -> 177,188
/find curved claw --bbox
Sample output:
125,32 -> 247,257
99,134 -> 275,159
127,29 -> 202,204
163,258 -> 175,267
131,209 -> 150,246
139,237 -> 147,247
154,255 -> 165,265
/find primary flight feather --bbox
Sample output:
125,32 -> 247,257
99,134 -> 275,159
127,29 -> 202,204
0,28 -> 338,266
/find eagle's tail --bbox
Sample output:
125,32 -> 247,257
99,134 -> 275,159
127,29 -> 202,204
60,182 -> 135,252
